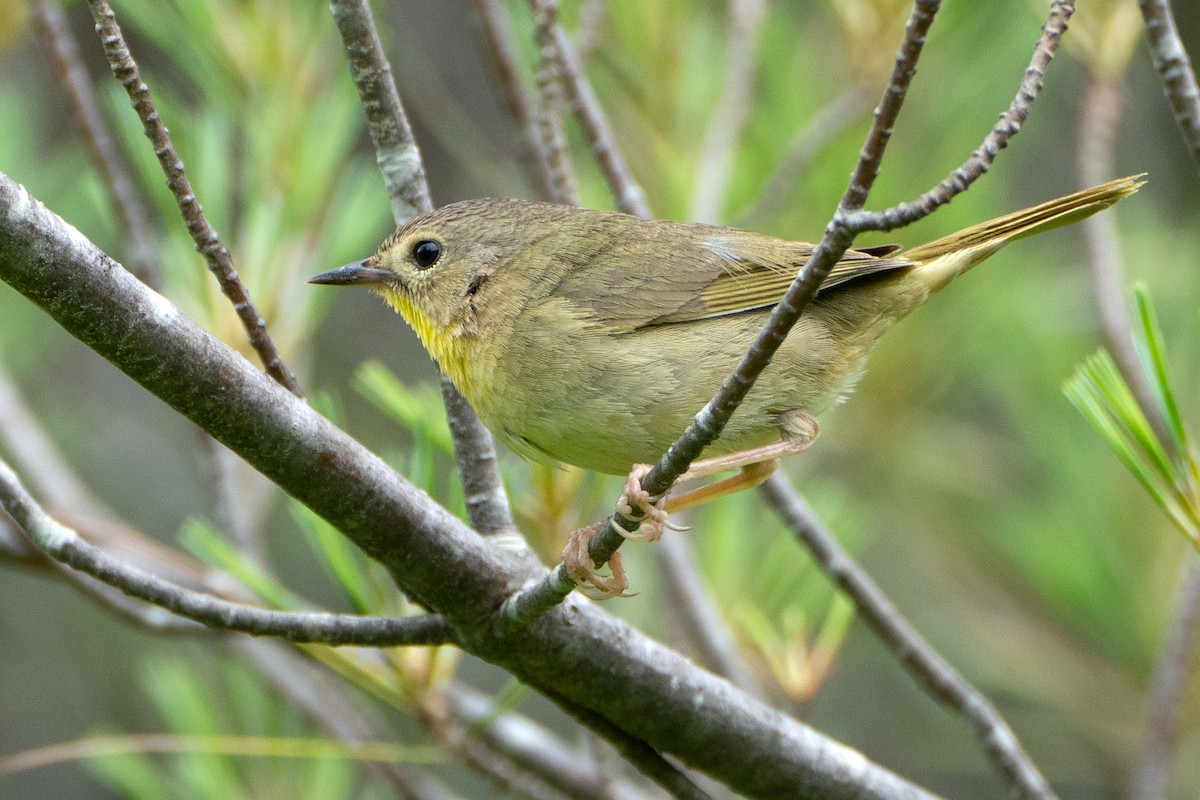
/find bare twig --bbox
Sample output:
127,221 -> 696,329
855,0 -> 1075,232
1137,0 -> 1200,170
529,0 -> 650,216
0,456 -> 457,646
85,0 -> 302,396
759,473 -> 1055,800
327,0 -> 433,221
329,0 -> 517,538
690,0 -> 768,224
531,1 -> 582,205
30,0 -> 161,287
470,0 -> 573,203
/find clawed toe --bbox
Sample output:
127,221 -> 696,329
561,522 -> 631,599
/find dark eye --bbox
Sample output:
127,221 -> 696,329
411,239 -> 442,269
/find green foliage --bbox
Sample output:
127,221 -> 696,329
1065,286 -> 1200,546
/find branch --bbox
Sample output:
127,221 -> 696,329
758,474 -> 1056,800
530,0 -> 582,205
0,170 -> 944,800
1137,0 -> 1200,171
853,0 -> 1075,232
0,456 -> 456,647
85,0 -> 302,396
529,0 -> 650,217
329,0 -> 517,538
469,0 -> 577,204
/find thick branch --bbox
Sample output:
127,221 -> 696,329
0,171 -> 941,800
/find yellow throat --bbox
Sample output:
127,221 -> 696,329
379,289 -> 475,398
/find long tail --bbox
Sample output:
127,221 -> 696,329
901,174 -> 1145,293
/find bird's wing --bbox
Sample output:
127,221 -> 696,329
552,223 -> 914,332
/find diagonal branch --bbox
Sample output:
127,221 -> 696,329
759,474 -> 1055,800
85,0 -> 302,396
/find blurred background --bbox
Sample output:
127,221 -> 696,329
1,0 -> 1199,798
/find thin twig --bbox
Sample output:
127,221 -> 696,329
470,0 -> 572,203
855,0 -> 1076,232
531,1 -> 582,205
329,0 -> 517,538
1137,0 -> 1200,171
327,0 -> 433,221
0,456 -> 457,646
690,0 -> 768,224
759,473 -> 1056,800
30,0 -> 162,288
530,0 -> 650,217
85,0 -> 302,396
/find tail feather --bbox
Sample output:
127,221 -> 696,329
901,174 -> 1145,293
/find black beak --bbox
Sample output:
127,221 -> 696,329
309,260 -> 396,286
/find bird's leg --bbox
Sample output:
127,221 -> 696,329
615,409 -> 820,536
562,409 -> 819,599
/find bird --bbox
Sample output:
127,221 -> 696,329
311,175 -> 1143,595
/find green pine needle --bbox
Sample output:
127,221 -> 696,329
1063,287 -> 1200,547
